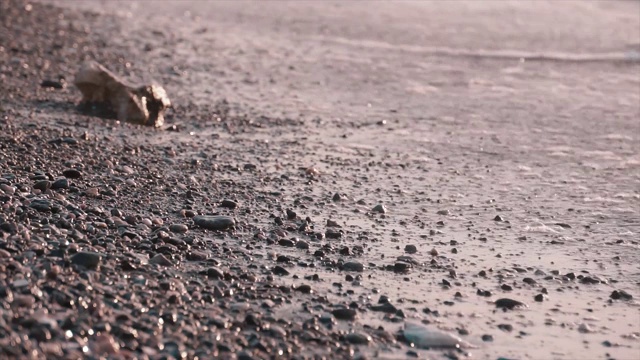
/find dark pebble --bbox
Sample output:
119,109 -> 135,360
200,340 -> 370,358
371,204 -> 386,214
220,200 -> 237,209
498,324 -> 513,332
370,302 -> 397,313
33,180 -> 51,191
534,294 -> 545,302
482,334 -> 494,342
193,215 -> 235,231
51,178 -> 69,190
493,215 -> 504,222
169,224 -> 188,233
207,268 -> 224,279
404,244 -> 417,254
70,251 -> 102,269
62,169 -> 82,179
345,332 -> 371,345
40,79 -> 64,89
332,308 -> 357,321
495,298 -> 528,310
272,266 -> 290,276
610,290 -> 633,300
342,262 -> 364,272
501,284 -> 513,291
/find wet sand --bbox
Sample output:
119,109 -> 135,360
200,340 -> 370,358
2,0 -> 640,359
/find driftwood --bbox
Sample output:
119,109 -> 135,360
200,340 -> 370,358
73,61 -> 170,127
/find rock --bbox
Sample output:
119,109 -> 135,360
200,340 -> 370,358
332,308 -> 357,321
150,254 -> 173,266
495,298 -> 528,310
206,268 -> 224,279
578,323 -> 595,333
74,61 -> 170,127
437,209 -> 450,215
70,251 -> 102,269
403,322 -> 474,349
29,200 -> 51,212
33,180 -> 51,191
482,334 -> 494,342
168,224 -> 188,233
404,244 -> 417,254
342,262 -> 364,272
278,238 -> 296,247
193,215 -> 235,231
501,284 -> 513,291
534,294 -> 546,302
497,324 -> 513,332
610,290 -> 633,300
272,266 -> 290,276
296,240 -> 310,250
220,200 -> 237,209
370,302 -> 398,313
345,333 -> 371,345
62,169 -> 82,179
41,79 -> 65,89
493,215 -> 505,222
51,178 -> 69,189
371,204 -> 386,214
393,261 -> 411,273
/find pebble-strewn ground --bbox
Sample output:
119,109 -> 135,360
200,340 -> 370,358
2,1 -> 640,359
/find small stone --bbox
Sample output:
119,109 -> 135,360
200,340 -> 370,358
523,278 -> 537,285
495,298 -> 528,310
150,254 -> 173,266
70,252 -> 102,269
370,302 -> 397,313
371,204 -> 386,214
332,193 -> 343,201
220,200 -> 237,209
193,215 -> 235,231
501,284 -> 513,291
272,266 -> 290,276
393,262 -> 411,273
437,209 -> 450,215
345,332 -> 371,345
578,323 -> 594,333
62,169 -> 82,179
33,180 -> 51,191
498,324 -> 513,332
29,200 -> 51,212
295,284 -> 312,294
610,290 -> 633,300
493,215 -> 505,222
332,308 -> 357,321
206,268 -> 224,279
404,244 -> 417,254
169,224 -> 188,233
41,79 -> 65,89
51,178 -> 69,190
296,240 -> 310,250
429,248 -> 438,256
482,334 -> 494,342
342,262 -> 364,272
534,294 -> 546,302
286,209 -> 297,220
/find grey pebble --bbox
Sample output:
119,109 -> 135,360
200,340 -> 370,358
150,254 -> 173,266
70,251 -> 102,269
342,262 -> 364,272
371,204 -> 386,214
169,224 -> 189,233
193,215 -> 235,231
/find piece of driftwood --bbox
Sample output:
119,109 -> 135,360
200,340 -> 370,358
73,61 -> 170,127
